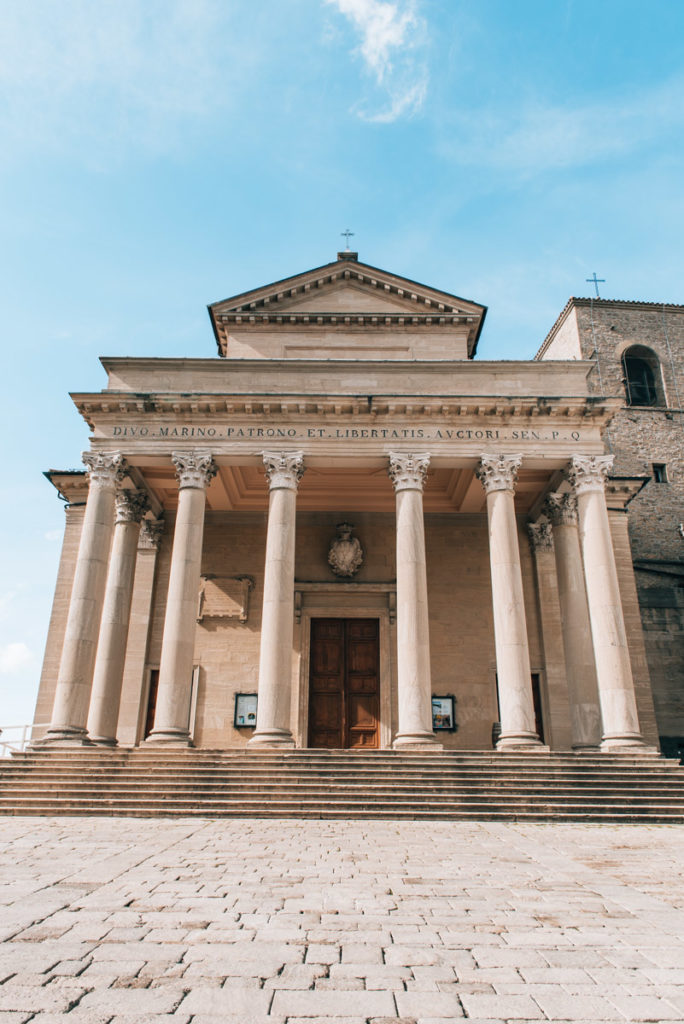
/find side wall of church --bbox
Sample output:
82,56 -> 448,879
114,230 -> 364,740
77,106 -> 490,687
32,505 -> 84,737
572,302 -> 684,750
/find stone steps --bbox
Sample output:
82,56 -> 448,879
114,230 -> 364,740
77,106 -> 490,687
4,784 -> 684,800
2,748 -> 683,821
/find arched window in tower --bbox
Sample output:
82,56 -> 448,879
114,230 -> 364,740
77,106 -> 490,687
622,346 -> 665,407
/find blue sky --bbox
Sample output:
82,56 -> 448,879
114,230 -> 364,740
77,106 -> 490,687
1,0 -> 683,729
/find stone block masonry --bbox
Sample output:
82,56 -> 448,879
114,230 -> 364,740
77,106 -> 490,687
539,298 -> 684,751
3,817 -> 684,1022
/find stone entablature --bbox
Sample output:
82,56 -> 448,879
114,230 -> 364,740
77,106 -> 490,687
99,356 -> 595,396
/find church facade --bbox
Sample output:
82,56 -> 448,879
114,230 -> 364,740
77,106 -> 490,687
33,253 -> 670,754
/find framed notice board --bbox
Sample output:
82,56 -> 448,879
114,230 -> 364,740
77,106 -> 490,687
234,693 -> 258,728
431,695 -> 457,731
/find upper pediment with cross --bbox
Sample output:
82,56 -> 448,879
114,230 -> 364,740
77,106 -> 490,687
208,253 -> 487,361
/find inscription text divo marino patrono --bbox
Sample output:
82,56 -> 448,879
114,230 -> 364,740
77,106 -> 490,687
109,424 -> 585,442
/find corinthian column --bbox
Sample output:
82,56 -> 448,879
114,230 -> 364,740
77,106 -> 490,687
476,455 -> 542,749
147,452 -> 216,745
544,492 -> 601,749
87,490 -> 149,745
388,452 -> 440,750
44,451 -> 127,744
567,456 -> 644,750
248,452 -> 304,748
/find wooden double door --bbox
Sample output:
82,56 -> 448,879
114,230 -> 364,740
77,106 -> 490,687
308,618 -> 380,749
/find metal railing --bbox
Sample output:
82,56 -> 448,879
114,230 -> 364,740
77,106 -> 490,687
0,724 -> 49,757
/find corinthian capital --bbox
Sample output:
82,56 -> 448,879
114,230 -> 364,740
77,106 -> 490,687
82,451 -> 127,488
387,452 -> 430,492
262,451 -> 305,490
115,489 -> 149,525
139,518 -> 164,550
172,451 -> 217,490
475,454 -> 522,494
567,455 -> 614,496
544,491 -> 578,526
528,521 -> 554,552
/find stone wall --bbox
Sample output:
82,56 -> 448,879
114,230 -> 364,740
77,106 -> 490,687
541,299 -> 684,750
122,509 -> 561,751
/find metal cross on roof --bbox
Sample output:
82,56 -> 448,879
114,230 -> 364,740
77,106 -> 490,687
586,272 -> 606,298
341,228 -> 355,250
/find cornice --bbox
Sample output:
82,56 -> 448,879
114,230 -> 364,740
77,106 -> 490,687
215,311 -> 476,328
209,259 -> 485,316
72,391 -> 621,427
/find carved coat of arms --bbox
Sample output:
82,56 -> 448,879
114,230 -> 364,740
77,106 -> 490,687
328,522 -> 363,577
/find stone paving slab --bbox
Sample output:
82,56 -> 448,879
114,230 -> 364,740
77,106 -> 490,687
1,818 -> 684,1021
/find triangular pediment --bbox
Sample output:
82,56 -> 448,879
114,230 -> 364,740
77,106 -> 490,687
209,254 -> 487,359
275,280 -> 422,315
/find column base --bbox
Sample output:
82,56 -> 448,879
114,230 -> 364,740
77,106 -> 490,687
497,732 -> 548,751
89,736 -> 118,747
393,732 -> 443,751
571,744 -> 602,753
145,729 -> 192,747
600,735 -> 659,754
247,729 -> 296,749
36,727 -> 92,747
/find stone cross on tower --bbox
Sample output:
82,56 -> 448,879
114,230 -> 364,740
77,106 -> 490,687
586,272 -> 605,298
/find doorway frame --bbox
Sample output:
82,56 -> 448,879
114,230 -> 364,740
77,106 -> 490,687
295,587 -> 394,749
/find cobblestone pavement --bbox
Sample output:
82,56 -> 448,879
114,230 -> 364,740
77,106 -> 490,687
1,818 -> 684,1023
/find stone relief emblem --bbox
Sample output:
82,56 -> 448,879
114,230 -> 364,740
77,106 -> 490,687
328,522 -> 363,578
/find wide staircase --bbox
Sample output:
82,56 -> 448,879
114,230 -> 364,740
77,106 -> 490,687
2,748 -> 684,821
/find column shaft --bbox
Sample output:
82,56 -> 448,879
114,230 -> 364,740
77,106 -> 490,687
545,493 -> 601,749
568,456 -> 644,750
45,452 -> 126,744
527,523 -> 572,750
116,520 -> 164,745
389,453 -> 440,750
147,452 -> 215,745
248,452 -> 304,749
87,491 -> 148,745
477,455 -> 542,749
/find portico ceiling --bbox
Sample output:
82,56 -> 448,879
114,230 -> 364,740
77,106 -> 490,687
136,463 -> 554,515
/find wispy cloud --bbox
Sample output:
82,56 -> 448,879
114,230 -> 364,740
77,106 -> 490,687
0,0 -> 249,162
0,643 -> 34,674
439,75 -> 684,177
325,0 -> 427,122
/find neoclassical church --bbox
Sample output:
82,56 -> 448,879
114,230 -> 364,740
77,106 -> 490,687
32,252 -> 682,755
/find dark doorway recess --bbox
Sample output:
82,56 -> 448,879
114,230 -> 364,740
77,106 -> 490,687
308,618 -> 380,749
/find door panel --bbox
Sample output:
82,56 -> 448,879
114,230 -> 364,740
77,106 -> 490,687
308,618 -> 379,749
308,619 -> 344,748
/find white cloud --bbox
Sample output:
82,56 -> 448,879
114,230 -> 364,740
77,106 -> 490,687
0,0 -> 248,161
0,643 -> 34,674
439,75 -> 684,177
325,0 -> 427,122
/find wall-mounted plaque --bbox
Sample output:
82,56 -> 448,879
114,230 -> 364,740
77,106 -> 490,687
197,575 -> 254,624
432,695 -> 457,731
234,693 -> 258,728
